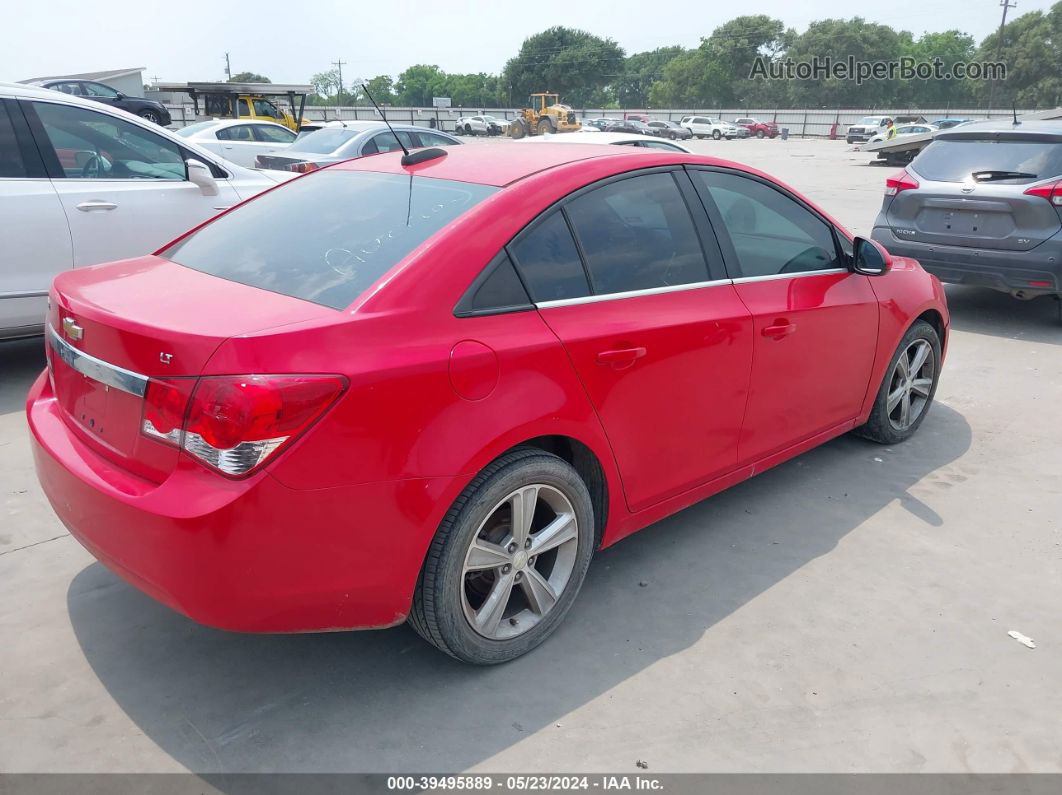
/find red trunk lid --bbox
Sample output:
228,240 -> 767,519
46,256 -> 340,483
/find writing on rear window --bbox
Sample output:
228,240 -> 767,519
163,171 -> 497,310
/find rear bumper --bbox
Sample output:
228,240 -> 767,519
872,225 -> 1062,293
27,371 -> 455,633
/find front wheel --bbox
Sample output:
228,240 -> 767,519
855,320 -> 942,444
756,129 -> 766,139
712,129 -> 722,140
409,449 -> 595,664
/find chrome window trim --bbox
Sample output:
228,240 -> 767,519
1,290 -> 49,299
535,278 -> 732,309
47,325 -> 148,397
729,268 -> 849,284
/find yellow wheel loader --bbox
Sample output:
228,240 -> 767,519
508,93 -> 582,138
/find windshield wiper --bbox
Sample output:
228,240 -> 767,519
972,170 -> 1038,182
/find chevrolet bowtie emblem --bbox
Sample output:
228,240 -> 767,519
62,316 -> 83,342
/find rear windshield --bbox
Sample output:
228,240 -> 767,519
914,139 -> 1062,184
164,170 -> 498,309
287,128 -> 359,154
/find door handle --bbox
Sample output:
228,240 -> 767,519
596,347 -> 647,368
762,322 -> 796,339
75,200 -> 117,212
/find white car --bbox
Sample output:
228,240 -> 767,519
454,115 -> 508,136
864,123 -> 940,145
517,131 -> 692,152
174,119 -> 298,168
0,81 -> 295,339
679,116 -> 743,140
845,116 -> 893,144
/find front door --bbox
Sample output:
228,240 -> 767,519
25,99 -> 241,267
690,168 -> 880,465
508,170 -> 755,512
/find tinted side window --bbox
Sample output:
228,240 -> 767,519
0,102 -> 28,178
216,125 -> 253,141
565,172 -> 709,295
33,102 -> 185,180
362,130 -> 416,155
252,124 -> 296,143
455,253 -> 531,316
694,171 -> 841,277
508,211 -> 590,302
417,131 -> 460,148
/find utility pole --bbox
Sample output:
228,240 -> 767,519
332,59 -> 347,101
987,0 -> 1016,113
224,52 -> 232,80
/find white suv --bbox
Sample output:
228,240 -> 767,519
0,82 -> 294,339
846,116 -> 893,144
679,116 -> 742,140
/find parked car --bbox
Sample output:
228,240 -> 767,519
623,112 -> 652,123
255,122 -> 461,172
680,116 -> 745,139
733,117 -> 779,139
175,120 -> 297,168
583,118 -> 614,131
865,123 -> 939,145
846,116 -> 893,144
893,115 -> 930,125
931,118 -> 974,130
518,131 -> 692,152
872,119 -> 1062,304
604,119 -> 654,135
0,81 -> 294,339
646,120 -> 693,140
455,115 -> 507,136
29,141 -> 949,664
27,78 -> 172,126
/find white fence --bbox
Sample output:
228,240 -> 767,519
162,103 -> 1044,138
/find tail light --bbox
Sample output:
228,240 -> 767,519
288,161 -> 319,173
885,170 -> 919,196
1023,179 -> 1062,206
141,374 -> 347,477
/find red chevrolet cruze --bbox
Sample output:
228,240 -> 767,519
28,143 -> 948,664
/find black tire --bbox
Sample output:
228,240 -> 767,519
138,109 -> 162,125
854,320 -> 942,445
464,123 -> 473,135
509,120 -> 527,140
537,118 -> 554,135
756,129 -> 766,139
409,448 -> 595,665
712,129 -> 722,140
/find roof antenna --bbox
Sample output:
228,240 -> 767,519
356,78 -> 447,167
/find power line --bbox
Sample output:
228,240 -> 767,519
332,58 -> 348,97
987,0 -> 1017,110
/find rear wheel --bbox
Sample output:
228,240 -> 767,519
409,449 -> 595,664
855,320 -> 941,444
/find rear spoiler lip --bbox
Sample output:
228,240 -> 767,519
936,130 -> 1062,143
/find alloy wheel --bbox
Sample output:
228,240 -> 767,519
886,339 -> 935,431
460,484 -> 579,640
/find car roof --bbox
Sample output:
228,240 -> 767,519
935,119 -> 1062,138
520,131 -> 690,151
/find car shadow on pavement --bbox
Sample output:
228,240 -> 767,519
0,338 -> 45,415
944,285 -> 1061,345
66,401 -> 972,775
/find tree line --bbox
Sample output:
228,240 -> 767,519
294,6 -> 1061,110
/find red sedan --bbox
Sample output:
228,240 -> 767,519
28,143 -> 948,664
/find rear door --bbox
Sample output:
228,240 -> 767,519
24,98 -> 241,267
889,135 -> 1062,252
0,98 -> 72,334
690,167 -> 879,465
510,169 -> 755,512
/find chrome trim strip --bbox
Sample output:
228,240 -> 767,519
535,278 -> 732,309
47,325 -> 148,397
730,268 -> 849,284
0,290 -> 49,299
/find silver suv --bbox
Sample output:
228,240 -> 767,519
872,121 -> 1062,303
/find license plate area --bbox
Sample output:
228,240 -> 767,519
918,208 -> 1014,238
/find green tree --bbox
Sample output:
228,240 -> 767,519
396,64 -> 449,106
897,31 -> 977,107
502,27 -> 625,108
362,75 -> 396,104
616,46 -> 685,108
974,3 -> 1062,108
228,72 -> 270,83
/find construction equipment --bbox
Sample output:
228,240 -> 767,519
153,82 -> 313,131
508,93 -> 581,138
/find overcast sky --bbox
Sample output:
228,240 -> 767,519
5,0 -> 1054,84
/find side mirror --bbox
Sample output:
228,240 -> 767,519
185,158 -> 219,197
851,236 -> 892,276
115,92 -> 126,100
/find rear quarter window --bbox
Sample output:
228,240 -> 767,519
164,170 -> 497,310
